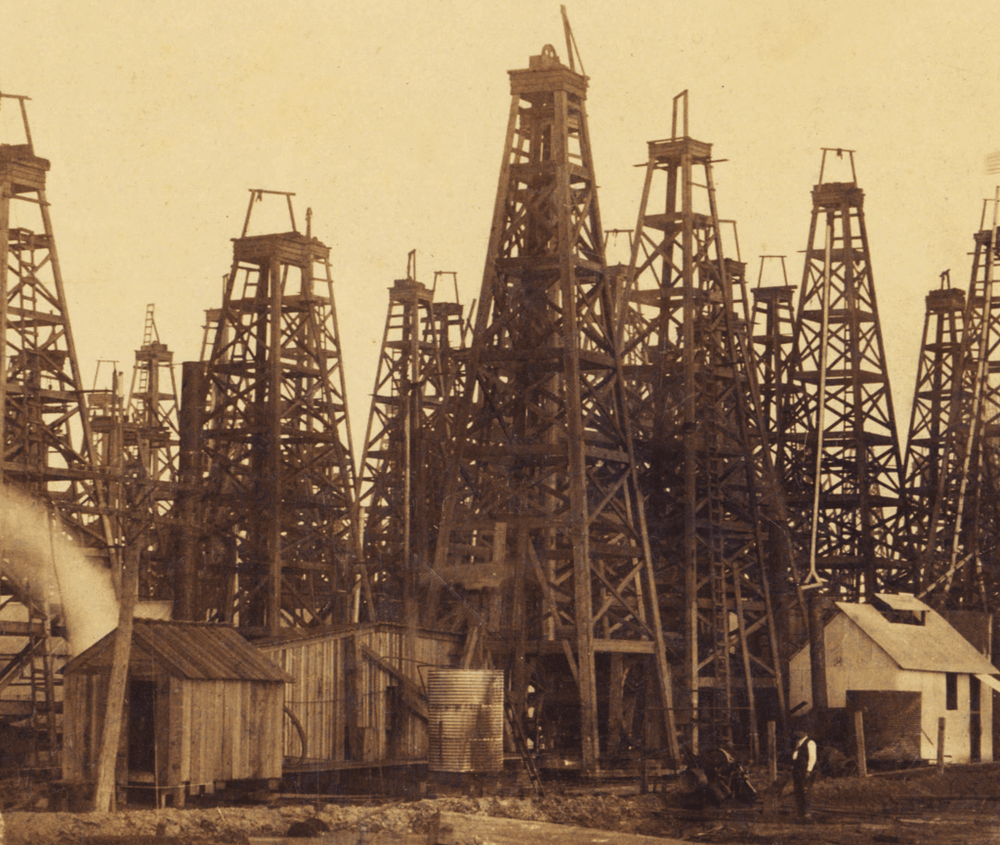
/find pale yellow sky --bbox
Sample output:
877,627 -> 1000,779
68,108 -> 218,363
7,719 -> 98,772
3,0 -> 999,452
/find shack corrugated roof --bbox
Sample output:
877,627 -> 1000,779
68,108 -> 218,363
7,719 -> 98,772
63,620 -> 291,682
835,595 -> 997,675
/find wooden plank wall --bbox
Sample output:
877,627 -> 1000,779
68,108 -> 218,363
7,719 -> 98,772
64,669 -> 283,787
171,679 -> 284,786
62,673 -> 108,782
259,625 -> 459,764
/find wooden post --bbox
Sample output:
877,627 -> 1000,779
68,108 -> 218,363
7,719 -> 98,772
767,720 -> 778,782
92,537 -> 139,812
765,720 -> 778,815
854,709 -> 867,778
937,717 -> 946,773
608,652 -> 625,755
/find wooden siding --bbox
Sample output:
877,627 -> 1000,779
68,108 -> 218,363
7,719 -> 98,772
62,673 -> 109,782
790,614 -> 995,763
169,678 -> 283,785
257,624 -> 460,764
62,667 -> 283,786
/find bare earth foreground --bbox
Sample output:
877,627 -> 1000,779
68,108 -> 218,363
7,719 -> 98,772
5,764 -> 1000,845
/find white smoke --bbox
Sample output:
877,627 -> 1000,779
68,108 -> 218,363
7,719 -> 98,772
0,485 -> 119,654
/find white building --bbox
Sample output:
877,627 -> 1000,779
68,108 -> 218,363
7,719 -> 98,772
789,593 -> 998,764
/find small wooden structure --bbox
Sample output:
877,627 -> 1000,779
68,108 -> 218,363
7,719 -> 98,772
256,623 -> 460,768
62,620 -> 290,804
790,593 -> 998,764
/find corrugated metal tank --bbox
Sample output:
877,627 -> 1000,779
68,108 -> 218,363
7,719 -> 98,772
427,669 -> 504,772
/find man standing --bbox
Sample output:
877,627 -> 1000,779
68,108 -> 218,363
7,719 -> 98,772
791,729 -> 817,821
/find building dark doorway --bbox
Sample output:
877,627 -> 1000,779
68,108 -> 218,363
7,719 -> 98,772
127,679 -> 157,775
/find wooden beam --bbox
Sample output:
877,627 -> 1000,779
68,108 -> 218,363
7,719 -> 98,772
92,537 -> 139,812
359,644 -> 428,721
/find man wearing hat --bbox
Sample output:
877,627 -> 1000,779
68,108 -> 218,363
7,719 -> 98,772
791,729 -> 817,820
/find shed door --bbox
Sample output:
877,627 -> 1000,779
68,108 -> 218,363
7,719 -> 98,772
128,679 -> 157,775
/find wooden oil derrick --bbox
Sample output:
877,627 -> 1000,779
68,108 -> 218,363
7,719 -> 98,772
356,253 -> 467,625
180,191 -> 360,634
0,94 -> 115,554
904,206 -> 1000,610
89,306 -> 181,601
126,306 -> 179,484
126,305 -> 179,599
750,257 -> 796,471
0,93 -> 117,768
781,149 -> 905,599
430,43 -> 679,774
621,93 -> 791,757
895,278 -> 968,597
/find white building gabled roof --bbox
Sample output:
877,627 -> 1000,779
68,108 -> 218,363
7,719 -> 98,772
834,594 -> 997,675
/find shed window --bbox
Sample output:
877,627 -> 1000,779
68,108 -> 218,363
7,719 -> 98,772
946,672 -> 958,710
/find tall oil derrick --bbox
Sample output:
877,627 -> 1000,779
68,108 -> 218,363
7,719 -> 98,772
781,149 -> 905,599
89,306 -> 181,601
0,94 -> 114,554
750,257 -> 796,470
182,191 -> 360,634
0,94 -> 116,768
125,305 -> 179,599
895,276 -> 968,596
904,209 -> 1000,610
430,43 -> 679,774
621,94 -> 790,756
356,254 -> 467,624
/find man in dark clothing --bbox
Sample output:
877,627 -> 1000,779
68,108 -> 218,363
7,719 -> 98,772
792,729 -> 817,820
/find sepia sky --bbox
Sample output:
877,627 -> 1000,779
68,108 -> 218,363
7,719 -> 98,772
2,1 -> 1000,454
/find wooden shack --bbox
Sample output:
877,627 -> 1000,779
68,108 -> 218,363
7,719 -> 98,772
255,623 -> 460,767
62,620 -> 290,804
789,594 -> 999,764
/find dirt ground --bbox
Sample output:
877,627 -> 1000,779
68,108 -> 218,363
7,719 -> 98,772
4,763 -> 1000,844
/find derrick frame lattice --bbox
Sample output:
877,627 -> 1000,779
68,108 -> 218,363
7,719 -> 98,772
621,94 -> 790,757
782,150 -> 905,599
430,45 -> 679,774
0,94 -> 115,554
188,192 -> 360,633
0,93 -> 116,767
896,279 -> 967,598
907,209 -> 1000,610
89,305 -> 182,602
356,255 -> 467,625
750,257 -> 796,474
125,305 -> 180,600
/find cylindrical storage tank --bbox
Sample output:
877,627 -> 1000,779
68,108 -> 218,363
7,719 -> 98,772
427,669 -> 504,772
